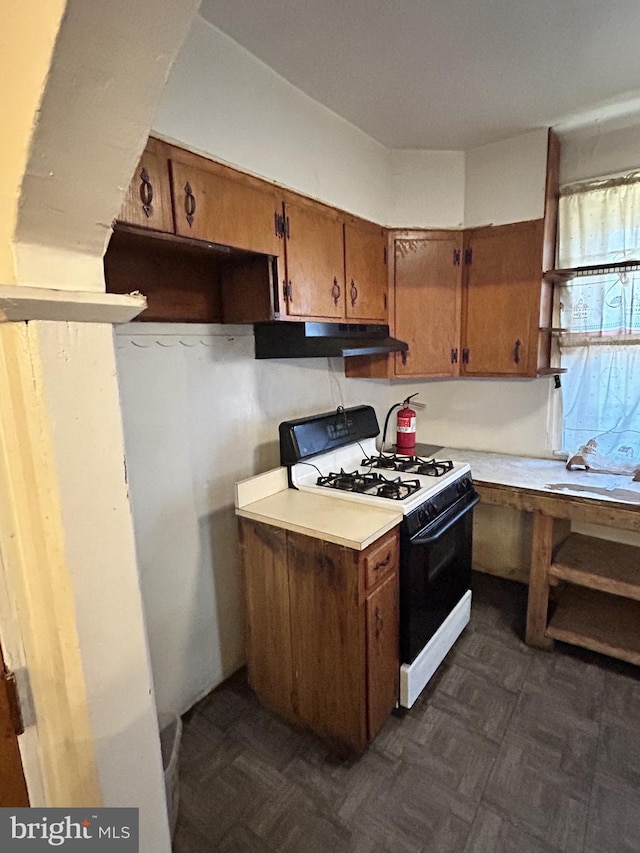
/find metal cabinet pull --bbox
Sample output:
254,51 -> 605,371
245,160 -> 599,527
350,279 -> 358,306
514,339 -> 522,364
374,552 -> 391,571
332,277 -> 341,306
139,168 -> 153,217
375,607 -> 384,639
184,182 -> 196,227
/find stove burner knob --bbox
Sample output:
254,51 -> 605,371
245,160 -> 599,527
418,504 -> 435,526
456,478 -> 470,495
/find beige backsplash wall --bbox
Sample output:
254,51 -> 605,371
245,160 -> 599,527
115,324 -> 392,718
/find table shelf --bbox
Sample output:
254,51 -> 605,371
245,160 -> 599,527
546,585 -> 640,666
550,533 -> 640,601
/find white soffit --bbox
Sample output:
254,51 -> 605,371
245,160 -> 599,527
0,285 -> 146,324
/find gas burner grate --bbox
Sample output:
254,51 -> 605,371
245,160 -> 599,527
362,453 -> 454,477
316,469 -> 421,500
375,477 -> 421,500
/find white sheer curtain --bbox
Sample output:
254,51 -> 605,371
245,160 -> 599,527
557,174 -> 640,464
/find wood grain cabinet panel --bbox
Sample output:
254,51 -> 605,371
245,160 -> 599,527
118,139 -> 174,233
170,158 -> 283,258
366,573 -> 399,740
282,195 -> 345,320
364,530 -> 398,590
287,533 -> 367,751
240,520 -> 296,724
240,518 -> 400,752
344,219 -> 388,323
393,230 -> 462,378
461,220 -> 544,377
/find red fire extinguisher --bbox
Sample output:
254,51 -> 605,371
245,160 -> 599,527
396,394 -> 419,455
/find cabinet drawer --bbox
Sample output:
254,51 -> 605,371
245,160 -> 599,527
364,532 -> 398,591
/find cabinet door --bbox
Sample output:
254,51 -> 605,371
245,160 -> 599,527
170,159 -> 282,257
366,572 -> 399,740
287,534 -> 367,752
283,196 -> 345,319
240,519 -> 296,724
393,231 -> 462,377
118,140 -> 174,233
344,220 -> 387,322
461,220 -> 544,377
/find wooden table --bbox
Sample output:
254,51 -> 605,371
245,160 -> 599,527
441,449 -> 640,663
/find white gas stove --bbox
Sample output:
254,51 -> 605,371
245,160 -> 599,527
290,435 -> 471,515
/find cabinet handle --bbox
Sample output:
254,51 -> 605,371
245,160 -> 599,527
462,348 -> 469,364
139,168 -> 153,218
332,277 -> 341,306
287,280 -> 293,303
373,552 -> 391,573
401,350 -> 408,366
184,182 -> 196,227
514,339 -> 521,364
375,606 -> 384,639
350,279 -> 358,307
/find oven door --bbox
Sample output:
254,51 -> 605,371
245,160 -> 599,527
400,489 -> 479,665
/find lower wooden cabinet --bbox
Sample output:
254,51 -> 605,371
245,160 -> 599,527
239,518 -> 399,752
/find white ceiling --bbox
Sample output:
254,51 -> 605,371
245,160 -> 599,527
198,0 -> 640,150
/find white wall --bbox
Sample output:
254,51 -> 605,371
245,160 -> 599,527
407,376 -> 558,458
115,324 -> 390,716
153,16 -> 391,225
388,150 -> 465,228
464,129 -> 549,227
35,321 -> 171,851
560,120 -> 640,184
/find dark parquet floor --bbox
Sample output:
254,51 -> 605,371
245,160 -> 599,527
173,572 -> 640,853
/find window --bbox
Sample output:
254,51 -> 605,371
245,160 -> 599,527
557,173 -> 640,469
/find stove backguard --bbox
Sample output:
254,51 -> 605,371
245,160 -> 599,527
279,405 -> 379,466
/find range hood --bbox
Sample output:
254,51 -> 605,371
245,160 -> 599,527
254,322 -> 408,359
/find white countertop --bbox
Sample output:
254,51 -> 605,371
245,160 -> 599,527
234,448 -> 640,550
441,448 -> 640,508
235,467 -> 401,550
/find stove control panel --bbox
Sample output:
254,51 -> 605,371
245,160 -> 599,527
327,417 -> 356,440
403,476 -> 478,538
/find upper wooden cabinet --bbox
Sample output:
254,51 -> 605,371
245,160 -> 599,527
347,130 -> 560,380
280,200 -> 387,323
460,220 -> 548,377
392,230 -> 462,378
118,138 -> 174,233
169,154 -> 283,258
345,229 -> 462,380
344,218 -> 388,323
281,194 -> 345,320
116,140 -> 389,325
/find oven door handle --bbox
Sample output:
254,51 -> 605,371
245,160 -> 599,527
410,491 -> 480,545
